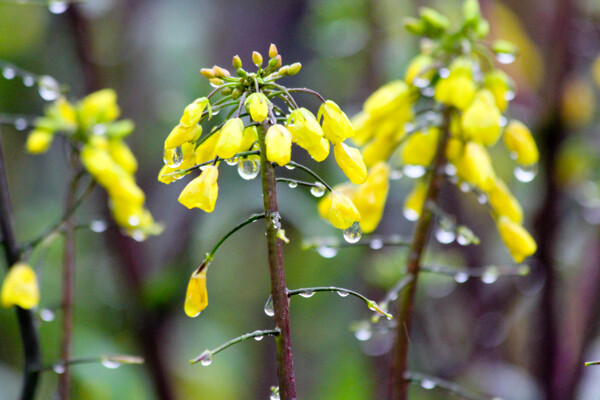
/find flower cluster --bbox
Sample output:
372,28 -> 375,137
25,89 -> 161,240
159,45 -> 367,316
320,0 -> 538,263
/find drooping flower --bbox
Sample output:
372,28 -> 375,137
318,100 -> 354,144
1,263 -> 40,309
184,266 -> 209,317
496,216 -> 537,263
333,142 -> 367,184
178,166 -> 219,212
503,120 -> 539,166
215,118 -> 244,159
328,191 -> 361,229
265,124 -> 293,166
245,93 -> 270,123
461,89 -> 502,146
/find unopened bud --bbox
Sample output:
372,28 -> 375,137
232,55 -> 242,70
232,88 -> 243,100
288,62 -> 302,76
236,68 -> 247,77
275,55 -> 282,68
252,51 -> 263,67
209,78 -> 223,86
213,66 -> 231,78
403,17 -> 426,35
200,68 -> 215,79
492,40 -> 518,57
463,0 -> 481,26
420,7 -> 449,32
269,43 -> 278,59
221,87 -> 233,96
475,19 -> 490,38
278,65 -> 289,76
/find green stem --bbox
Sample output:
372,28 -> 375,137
286,160 -> 333,192
257,121 -> 297,399
190,329 -> 280,364
405,371 -> 495,400
389,108 -> 451,400
303,234 -> 412,250
168,150 -> 260,177
0,129 -> 41,400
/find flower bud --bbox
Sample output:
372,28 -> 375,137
209,78 -> 223,86
497,216 -> 537,263
80,89 -> 120,128
244,93 -> 270,123
483,70 -> 513,112
240,126 -> 259,151
178,165 -> 219,212
213,66 -> 231,78
420,7 -> 449,33
1,263 -> 40,309
404,181 -> 427,220
334,142 -> 367,184
278,65 -> 289,76
488,178 -> 523,224
318,100 -> 354,144
364,80 -> 412,119
328,191 -> 361,230
288,62 -> 302,76
492,40 -> 519,58
164,124 -> 198,150
461,89 -> 502,146
503,120 -> 539,166
252,51 -> 263,67
353,162 -> 390,233
200,68 -> 216,79
184,267 -> 208,317
402,128 -> 439,166
434,57 -> 476,110
405,54 -> 434,86
215,118 -> 244,159
265,124 -> 293,166
25,129 -> 54,154
403,17 -> 426,35
269,43 -> 278,59
463,0 -> 481,26
109,139 -> 138,174
456,142 -> 495,191
232,55 -> 243,70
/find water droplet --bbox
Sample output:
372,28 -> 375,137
454,272 -> 469,283
404,122 -> 415,133
435,227 -> 456,244
420,379 -> 436,390
369,239 -> 383,250
48,0 -> 69,14
456,232 -> 470,246
131,230 -> 146,242
444,163 -> 456,176
336,290 -> 349,297
438,68 -> 450,78
459,182 -> 470,192
354,327 -> 372,341
269,389 -> 280,400
37,75 -> 61,101
199,351 -> 213,366
499,115 -> 508,127
389,169 -> 403,180
101,359 -> 121,369
163,146 -> 183,168
2,67 -> 16,80
412,77 -> 430,88
284,164 -> 295,170
128,215 -> 140,227
496,52 -> 516,64
92,123 -> 107,136
504,90 -> 515,101
22,74 -> 35,87
316,245 -> 338,258
40,308 -> 55,321
225,157 -> 238,166
514,164 -> 538,182
482,267 -> 499,284
52,364 -> 65,374
299,291 -> 315,298
310,182 -> 326,197
477,193 -> 488,204
421,87 -> 435,97
90,220 -> 108,233
14,118 -> 27,131
343,221 -> 362,243
237,158 -> 260,180
287,181 -> 298,188
403,207 -> 419,221
264,299 -> 275,317
403,165 -> 425,179
254,335 -> 264,341
509,151 -> 518,161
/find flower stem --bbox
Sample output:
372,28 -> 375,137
190,329 -> 279,364
257,121 -> 296,399
389,108 -> 451,400
0,129 -> 41,400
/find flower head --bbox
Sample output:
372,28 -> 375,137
265,124 -> 293,166
245,93 -> 270,123
328,190 -> 361,229
333,142 -> 367,184
1,263 -> 40,309
184,266 -> 209,317
318,100 -> 354,144
178,165 -> 219,212
497,216 -> 537,263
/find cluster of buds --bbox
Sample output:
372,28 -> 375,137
160,45 -> 368,316
25,90 -> 161,240
324,0 -> 538,263
159,44 -> 366,229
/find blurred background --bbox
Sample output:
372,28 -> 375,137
1,0 -> 600,399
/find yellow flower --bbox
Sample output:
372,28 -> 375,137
180,98 -> 208,127
159,142 -> 199,184
215,118 -> 244,159
1,263 -> 40,309
184,267 -> 208,317
49,97 -> 77,128
455,142 -> 495,191
328,190 -> 361,229
483,70 -> 512,112
434,57 -> 476,110
503,120 -> 539,166
79,89 -> 120,128
405,54 -> 434,86
81,144 -> 120,188
350,111 -> 375,146
403,181 -> 427,221
178,165 -> 219,212
195,129 -> 220,165
445,137 -> 464,162
461,89 -> 502,146
164,124 -> 200,150
286,108 -> 329,161
487,178 -> 523,224
353,162 -> 389,233
244,93 -> 270,123
402,128 -> 439,166
317,183 -> 356,220
496,216 -> 537,263
109,139 -> 138,174
318,100 -> 354,144
265,124 -> 293,166
334,142 -> 367,184
364,80 -> 412,119
240,126 -> 259,151
25,129 -> 54,154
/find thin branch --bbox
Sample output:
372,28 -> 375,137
303,234 -> 412,250
405,371 -> 496,400
286,160 -> 332,192
190,329 -> 280,364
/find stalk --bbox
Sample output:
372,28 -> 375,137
0,130 -> 41,400
389,109 -> 450,400
257,121 -> 296,399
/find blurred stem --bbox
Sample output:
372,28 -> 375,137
190,329 -> 280,364
58,156 -> 82,400
389,108 -> 450,400
257,121 -> 296,400
0,130 -> 41,400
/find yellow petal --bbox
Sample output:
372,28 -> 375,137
109,139 -> 138,174
334,142 -> 367,184
164,124 -> 199,150
497,216 -> 537,263
1,263 -> 40,309
25,129 -> 54,154
404,181 -> 427,221
244,93 -> 270,123
488,178 -> 523,224
180,97 -> 208,127
461,89 -> 502,146
178,166 -> 219,212
402,128 -> 439,166
79,89 -> 120,128
265,124 -> 292,166
184,267 -> 208,317
364,80 -> 412,119
353,162 -> 389,233
328,191 -> 361,229
318,100 -> 354,144
215,118 -> 244,159
503,120 -> 539,166
455,142 -> 495,191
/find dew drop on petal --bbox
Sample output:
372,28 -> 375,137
48,0 -> 69,14
343,222 -> 362,243
514,164 -> 538,182
310,182 -> 326,197
316,245 -> 338,258
163,146 -> 183,168
237,159 -> 260,180
37,75 -> 61,101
